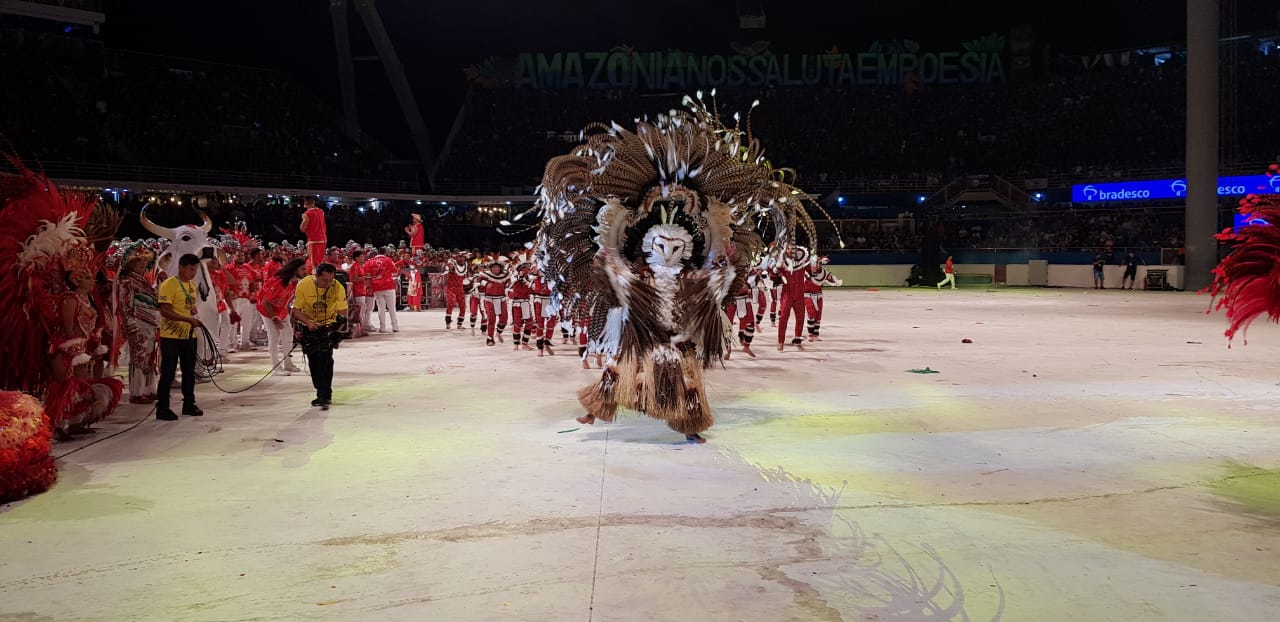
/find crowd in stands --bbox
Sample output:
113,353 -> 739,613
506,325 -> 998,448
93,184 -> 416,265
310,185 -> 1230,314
437,48 -> 1280,193
109,195 -> 529,254
938,207 -> 1184,252
0,32 -> 407,185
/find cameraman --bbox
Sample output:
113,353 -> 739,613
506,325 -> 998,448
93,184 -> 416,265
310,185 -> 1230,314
292,263 -> 348,407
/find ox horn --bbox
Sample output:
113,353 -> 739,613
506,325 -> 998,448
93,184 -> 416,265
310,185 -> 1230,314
139,206 -> 173,238
197,210 -> 213,233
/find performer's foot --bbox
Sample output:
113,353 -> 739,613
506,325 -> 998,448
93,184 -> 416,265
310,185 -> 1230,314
182,404 -> 204,417
595,355 -> 604,368
497,333 -> 504,343
486,337 -> 495,346
129,395 -> 155,405
814,335 -> 822,341
155,408 -> 178,421
685,433 -> 707,444
777,342 -> 785,351
581,358 -> 591,370
68,423 -> 95,435
522,344 -> 534,351
545,344 -> 555,356
577,414 -> 596,425
743,344 -> 756,358
723,349 -> 732,360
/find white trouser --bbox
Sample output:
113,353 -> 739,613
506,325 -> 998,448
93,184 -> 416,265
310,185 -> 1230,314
261,312 -> 293,369
234,298 -> 256,349
217,309 -> 234,354
938,273 -> 956,289
356,296 -> 372,331
373,289 -> 398,331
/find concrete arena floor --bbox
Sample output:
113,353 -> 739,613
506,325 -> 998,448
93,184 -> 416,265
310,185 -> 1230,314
3,287 -> 1280,622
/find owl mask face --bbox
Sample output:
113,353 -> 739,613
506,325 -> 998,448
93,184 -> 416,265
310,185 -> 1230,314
642,224 -> 693,269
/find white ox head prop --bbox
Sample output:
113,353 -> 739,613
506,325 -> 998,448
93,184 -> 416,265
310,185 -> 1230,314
140,207 -> 221,368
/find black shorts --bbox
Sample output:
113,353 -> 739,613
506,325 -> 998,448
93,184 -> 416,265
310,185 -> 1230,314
1123,267 -> 1137,278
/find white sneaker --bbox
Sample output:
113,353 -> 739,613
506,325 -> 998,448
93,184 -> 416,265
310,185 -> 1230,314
274,369 -> 291,377
283,361 -> 301,372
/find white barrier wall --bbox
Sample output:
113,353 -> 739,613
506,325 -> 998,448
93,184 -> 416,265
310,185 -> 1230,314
825,264 -> 1185,289
826,265 -> 913,287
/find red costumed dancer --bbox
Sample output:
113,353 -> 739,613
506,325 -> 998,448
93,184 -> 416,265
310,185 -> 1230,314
507,263 -> 535,350
775,246 -> 811,351
300,197 -> 327,269
0,160 -> 122,492
405,213 -> 425,252
444,255 -> 468,329
803,255 -> 842,341
479,261 -> 510,346
1208,165 -> 1280,345
724,271 -> 758,359
530,267 -> 556,356
467,261 -> 484,335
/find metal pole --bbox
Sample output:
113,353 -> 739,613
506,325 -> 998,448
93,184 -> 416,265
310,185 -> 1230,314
354,0 -> 437,190
1184,0 -> 1219,291
329,0 -> 362,142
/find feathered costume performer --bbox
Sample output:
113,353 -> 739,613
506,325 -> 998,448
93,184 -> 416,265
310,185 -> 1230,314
0,160 -> 122,500
1208,164 -> 1280,345
533,93 -> 826,442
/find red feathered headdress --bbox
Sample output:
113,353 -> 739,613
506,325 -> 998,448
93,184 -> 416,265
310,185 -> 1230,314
0,158 -> 99,392
1207,164 -> 1280,346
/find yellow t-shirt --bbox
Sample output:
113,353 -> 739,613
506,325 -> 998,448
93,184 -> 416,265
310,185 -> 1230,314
293,276 -> 348,326
156,276 -> 198,339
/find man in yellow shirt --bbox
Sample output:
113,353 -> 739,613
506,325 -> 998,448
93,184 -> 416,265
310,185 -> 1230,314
155,254 -> 204,420
292,263 -> 348,408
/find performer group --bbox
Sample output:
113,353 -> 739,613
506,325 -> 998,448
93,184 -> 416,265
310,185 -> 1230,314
0,95 -> 857,503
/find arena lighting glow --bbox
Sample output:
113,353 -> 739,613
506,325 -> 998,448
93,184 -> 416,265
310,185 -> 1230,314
1033,192 -> 1044,201
917,195 -> 927,204
440,201 -> 447,205
1072,175 -> 1280,203
837,196 -> 846,205
415,200 -> 423,205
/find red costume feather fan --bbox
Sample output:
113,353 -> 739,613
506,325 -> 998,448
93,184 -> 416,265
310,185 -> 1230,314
1207,164 -> 1280,345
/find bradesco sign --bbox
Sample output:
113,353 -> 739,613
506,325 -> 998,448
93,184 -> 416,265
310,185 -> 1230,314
1071,175 -> 1280,203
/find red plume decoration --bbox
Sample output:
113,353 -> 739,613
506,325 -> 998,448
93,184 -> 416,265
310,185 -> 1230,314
1207,164 -> 1280,346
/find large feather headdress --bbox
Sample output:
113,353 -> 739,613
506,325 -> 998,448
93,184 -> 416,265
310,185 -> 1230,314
533,92 -> 836,310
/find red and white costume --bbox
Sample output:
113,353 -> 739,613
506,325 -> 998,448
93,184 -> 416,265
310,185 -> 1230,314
530,269 -> 556,354
803,258 -> 841,340
406,266 -> 423,311
507,267 -> 535,349
302,204 -> 327,269
347,255 -> 370,337
227,260 -> 257,351
478,263 -> 510,345
444,258 -> 467,329
775,247 -> 811,349
366,252 -> 400,333
726,274 -> 758,356
467,262 -> 485,334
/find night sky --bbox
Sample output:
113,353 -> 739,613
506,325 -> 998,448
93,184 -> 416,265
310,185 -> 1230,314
100,0 -> 1278,158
